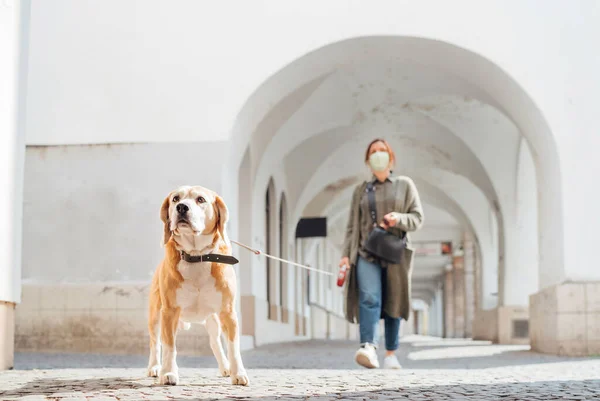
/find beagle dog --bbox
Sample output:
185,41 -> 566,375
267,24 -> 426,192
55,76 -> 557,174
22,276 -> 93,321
147,185 -> 248,386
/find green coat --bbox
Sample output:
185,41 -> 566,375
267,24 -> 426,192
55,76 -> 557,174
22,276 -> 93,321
343,175 -> 424,322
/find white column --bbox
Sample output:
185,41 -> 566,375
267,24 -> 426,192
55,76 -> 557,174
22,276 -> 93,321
0,0 -> 29,370
554,54 -> 600,286
482,213 -> 499,310
428,299 -> 436,337
463,233 -> 476,337
437,286 -> 444,337
430,294 -> 441,338
443,264 -> 454,338
295,238 -> 305,335
503,138 -> 539,305
452,256 -> 465,338
474,245 -> 482,310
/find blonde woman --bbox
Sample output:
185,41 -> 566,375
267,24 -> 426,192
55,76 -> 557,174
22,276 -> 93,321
339,138 -> 424,369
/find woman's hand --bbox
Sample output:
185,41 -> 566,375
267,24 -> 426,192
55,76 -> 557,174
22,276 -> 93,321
339,256 -> 350,268
380,213 -> 398,228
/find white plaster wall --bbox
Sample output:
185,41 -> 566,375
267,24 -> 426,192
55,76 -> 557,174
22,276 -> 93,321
24,0 -> 600,293
26,0 -> 592,151
22,143 -> 226,283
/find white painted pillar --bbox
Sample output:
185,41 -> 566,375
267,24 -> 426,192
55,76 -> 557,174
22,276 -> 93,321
463,233 -> 476,337
429,295 -> 436,337
503,138 -> 539,306
422,308 -> 428,336
286,239 -> 295,323
528,84 -> 600,356
443,264 -> 454,338
428,299 -> 436,336
0,0 -> 29,370
429,293 -> 442,338
482,211 -> 499,310
296,238 -> 306,335
437,286 -> 444,337
474,244 -> 482,310
553,50 -> 600,287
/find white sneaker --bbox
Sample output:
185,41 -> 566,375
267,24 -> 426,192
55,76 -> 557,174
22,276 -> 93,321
383,354 -> 402,369
355,343 -> 379,369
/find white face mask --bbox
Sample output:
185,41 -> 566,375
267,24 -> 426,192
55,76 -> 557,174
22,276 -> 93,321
368,151 -> 390,172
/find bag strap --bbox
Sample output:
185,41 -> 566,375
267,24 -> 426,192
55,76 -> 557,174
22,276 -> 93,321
366,182 -> 377,227
392,179 -> 408,240
366,179 -> 406,239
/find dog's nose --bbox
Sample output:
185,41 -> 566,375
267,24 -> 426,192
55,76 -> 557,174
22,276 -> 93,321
176,203 -> 189,214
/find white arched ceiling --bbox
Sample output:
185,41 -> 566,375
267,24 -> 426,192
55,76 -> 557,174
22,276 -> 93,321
230,38 -> 510,170
277,110 -> 500,215
250,62 -> 500,183
229,36 -> 562,292
248,87 -> 516,307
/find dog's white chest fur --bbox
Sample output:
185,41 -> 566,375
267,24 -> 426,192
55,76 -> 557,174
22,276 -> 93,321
176,260 -> 222,323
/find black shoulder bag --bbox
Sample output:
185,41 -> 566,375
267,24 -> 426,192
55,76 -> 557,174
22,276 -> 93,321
363,182 -> 407,265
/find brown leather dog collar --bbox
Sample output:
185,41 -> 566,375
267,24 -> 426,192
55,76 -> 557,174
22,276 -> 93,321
180,250 -> 239,265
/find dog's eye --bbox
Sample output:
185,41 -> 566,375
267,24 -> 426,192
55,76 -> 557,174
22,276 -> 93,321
197,196 -> 206,204
172,195 -> 180,203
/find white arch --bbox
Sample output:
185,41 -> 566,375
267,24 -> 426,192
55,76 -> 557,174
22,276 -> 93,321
271,110 -> 500,215
228,36 -> 562,292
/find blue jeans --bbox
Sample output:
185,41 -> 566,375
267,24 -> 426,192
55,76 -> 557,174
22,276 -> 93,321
357,256 -> 401,351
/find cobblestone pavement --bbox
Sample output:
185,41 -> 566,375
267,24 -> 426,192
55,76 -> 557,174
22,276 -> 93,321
3,336 -> 600,400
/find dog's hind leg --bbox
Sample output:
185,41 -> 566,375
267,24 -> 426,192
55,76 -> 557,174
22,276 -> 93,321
147,273 -> 162,377
206,313 -> 230,377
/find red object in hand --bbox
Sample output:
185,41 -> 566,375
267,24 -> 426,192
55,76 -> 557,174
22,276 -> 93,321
337,264 -> 349,287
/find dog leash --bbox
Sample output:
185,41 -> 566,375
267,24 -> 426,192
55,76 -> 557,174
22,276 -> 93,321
231,240 -> 334,277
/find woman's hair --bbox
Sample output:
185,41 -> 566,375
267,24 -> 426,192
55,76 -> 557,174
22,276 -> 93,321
364,138 -> 396,165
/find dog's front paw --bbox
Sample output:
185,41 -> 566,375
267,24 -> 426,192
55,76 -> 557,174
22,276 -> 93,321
159,372 -> 179,385
231,370 -> 249,386
147,364 -> 161,377
219,363 -> 231,377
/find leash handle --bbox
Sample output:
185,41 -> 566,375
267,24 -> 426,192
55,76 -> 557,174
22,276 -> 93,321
231,240 -> 334,277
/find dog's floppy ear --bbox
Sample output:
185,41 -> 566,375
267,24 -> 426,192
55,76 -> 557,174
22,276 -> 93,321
214,195 -> 229,239
160,194 -> 172,245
